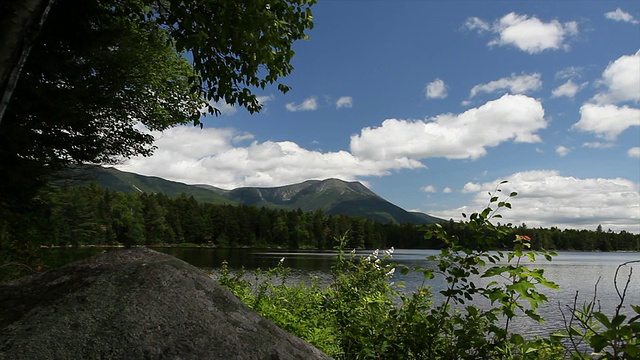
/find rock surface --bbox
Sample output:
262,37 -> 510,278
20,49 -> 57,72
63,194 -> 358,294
0,248 -> 332,360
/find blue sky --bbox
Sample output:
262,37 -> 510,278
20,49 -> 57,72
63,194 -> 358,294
117,1 -> 640,233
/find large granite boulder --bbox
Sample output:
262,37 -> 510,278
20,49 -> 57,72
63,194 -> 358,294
0,248 -> 332,359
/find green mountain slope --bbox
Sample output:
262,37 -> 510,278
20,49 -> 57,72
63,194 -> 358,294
68,166 -> 442,225
64,166 -> 236,205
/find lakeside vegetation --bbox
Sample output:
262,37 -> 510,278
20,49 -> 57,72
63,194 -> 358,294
2,182 -> 637,359
216,191 -> 639,359
2,182 -> 638,280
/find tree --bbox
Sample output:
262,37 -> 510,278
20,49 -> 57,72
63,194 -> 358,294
0,0 -> 315,208
0,0 -> 315,123
0,0 -> 203,209
0,0 -> 54,123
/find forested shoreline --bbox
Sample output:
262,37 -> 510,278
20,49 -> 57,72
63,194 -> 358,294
3,183 -> 638,253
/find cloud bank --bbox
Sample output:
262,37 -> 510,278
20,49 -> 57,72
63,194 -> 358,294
350,94 -> 547,161
431,170 -> 640,232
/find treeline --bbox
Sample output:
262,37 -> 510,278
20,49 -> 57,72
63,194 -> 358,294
3,183 -> 639,252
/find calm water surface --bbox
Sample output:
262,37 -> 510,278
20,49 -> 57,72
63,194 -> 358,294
156,248 -> 640,337
41,247 -> 638,337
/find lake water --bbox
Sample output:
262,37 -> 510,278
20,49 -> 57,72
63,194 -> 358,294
156,247 -> 640,338
38,247 -> 639,339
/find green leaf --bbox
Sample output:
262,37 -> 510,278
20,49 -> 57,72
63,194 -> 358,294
610,314 -> 626,328
589,334 -> 609,352
593,312 -> 612,328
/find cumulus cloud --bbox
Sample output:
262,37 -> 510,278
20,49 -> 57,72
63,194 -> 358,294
443,187 -> 453,193
115,125 -> 423,189
605,8 -> 639,24
285,97 -> 318,112
350,94 -> 547,161
628,147 -> 640,158
555,146 -> 571,157
470,73 -> 542,98
551,79 -> 586,98
431,170 -> 640,232
466,13 -> 579,54
421,185 -> 437,193
592,51 -> 640,105
336,96 -> 353,109
425,79 -> 448,99
573,104 -> 640,140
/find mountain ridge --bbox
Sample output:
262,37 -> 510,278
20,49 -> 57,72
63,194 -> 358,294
66,166 -> 442,225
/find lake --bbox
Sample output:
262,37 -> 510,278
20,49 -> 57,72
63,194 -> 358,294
154,247 -> 640,338
39,247 -> 639,339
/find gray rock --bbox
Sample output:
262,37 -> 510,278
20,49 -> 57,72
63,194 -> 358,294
0,248 -> 332,360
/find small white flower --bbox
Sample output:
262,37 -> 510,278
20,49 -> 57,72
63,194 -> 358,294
279,257 -> 285,265
386,268 -> 396,276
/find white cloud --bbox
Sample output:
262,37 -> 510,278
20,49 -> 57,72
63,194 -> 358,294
285,97 -> 318,112
431,170 -> 640,232
421,185 -> 437,193
470,73 -> 542,98
115,125 -> 423,189
443,187 -> 453,194
551,80 -> 586,98
467,13 -> 579,54
464,17 -> 490,32
336,96 -> 353,109
555,66 -> 583,80
425,78 -> 448,99
583,142 -> 614,149
232,133 -> 255,142
573,104 -> 640,140
350,94 -> 547,161
555,146 -> 571,157
605,8 -> 639,24
628,147 -> 640,158
592,51 -> 640,105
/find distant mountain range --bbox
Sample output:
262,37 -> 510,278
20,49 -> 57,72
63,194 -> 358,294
65,166 -> 443,225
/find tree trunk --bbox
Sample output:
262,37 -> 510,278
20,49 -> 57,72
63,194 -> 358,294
0,0 -> 54,125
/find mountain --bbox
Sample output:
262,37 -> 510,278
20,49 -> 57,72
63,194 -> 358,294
65,166 -> 442,225
63,166 -> 235,205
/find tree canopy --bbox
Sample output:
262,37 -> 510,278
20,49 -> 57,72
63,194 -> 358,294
0,0 -> 315,208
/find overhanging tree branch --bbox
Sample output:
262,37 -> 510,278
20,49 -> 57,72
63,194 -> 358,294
0,0 -> 54,125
